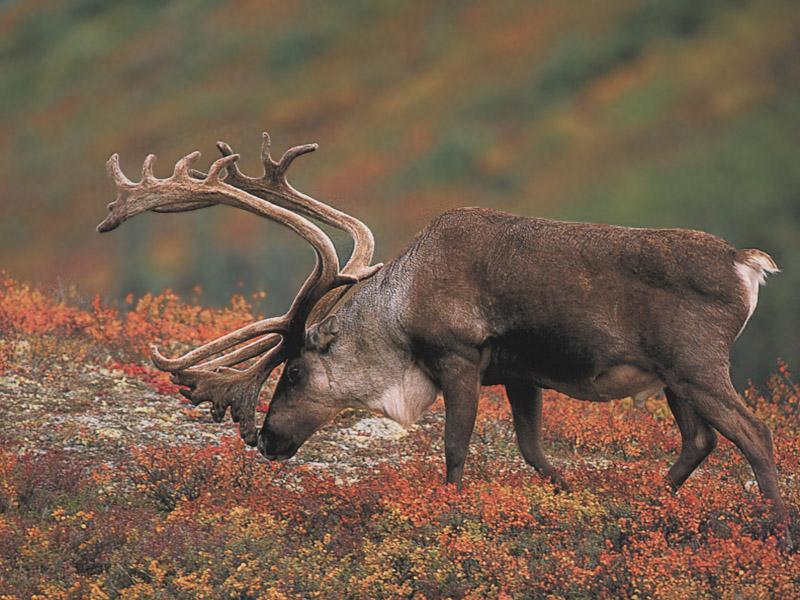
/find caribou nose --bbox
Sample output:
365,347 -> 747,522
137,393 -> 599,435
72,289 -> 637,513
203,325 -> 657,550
257,426 -> 299,461
256,430 -> 283,460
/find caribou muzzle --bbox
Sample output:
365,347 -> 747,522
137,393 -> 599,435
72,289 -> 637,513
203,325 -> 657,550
257,424 -> 301,461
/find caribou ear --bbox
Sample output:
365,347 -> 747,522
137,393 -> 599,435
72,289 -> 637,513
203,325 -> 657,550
305,314 -> 340,352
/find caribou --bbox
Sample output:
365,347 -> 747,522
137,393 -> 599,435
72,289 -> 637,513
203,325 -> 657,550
97,132 -> 786,519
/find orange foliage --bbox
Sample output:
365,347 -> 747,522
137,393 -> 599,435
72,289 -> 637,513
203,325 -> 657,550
0,271 -> 257,395
0,272 -> 256,353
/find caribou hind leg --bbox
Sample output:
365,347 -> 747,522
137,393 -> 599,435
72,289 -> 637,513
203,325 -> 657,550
665,388 -> 717,489
505,383 -> 569,490
665,368 -> 787,520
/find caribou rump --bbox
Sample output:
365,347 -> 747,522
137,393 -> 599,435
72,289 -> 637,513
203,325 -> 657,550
97,133 -> 785,518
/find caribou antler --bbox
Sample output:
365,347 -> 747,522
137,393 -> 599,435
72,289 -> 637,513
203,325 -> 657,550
197,133 -> 382,321
126,133 -> 383,371
98,136 -> 383,444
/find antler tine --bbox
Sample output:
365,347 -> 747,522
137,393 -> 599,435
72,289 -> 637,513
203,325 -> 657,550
276,145 -> 319,178
215,141 -> 244,179
260,131 -> 273,166
195,333 -> 282,370
258,131 -> 318,180
141,154 -> 156,181
206,152 -> 239,182
105,153 -> 133,187
172,151 -> 201,178
150,314 -> 289,371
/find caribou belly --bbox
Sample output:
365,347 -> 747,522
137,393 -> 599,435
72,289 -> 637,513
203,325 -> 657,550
534,364 -> 664,402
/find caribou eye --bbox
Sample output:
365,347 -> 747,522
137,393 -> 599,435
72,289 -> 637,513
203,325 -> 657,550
286,364 -> 303,385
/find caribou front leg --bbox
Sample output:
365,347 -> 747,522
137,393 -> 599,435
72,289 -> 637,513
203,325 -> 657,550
505,383 -> 569,490
439,355 -> 482,488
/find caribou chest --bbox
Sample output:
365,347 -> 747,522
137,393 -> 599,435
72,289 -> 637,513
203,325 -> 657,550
367,363 -> 438,427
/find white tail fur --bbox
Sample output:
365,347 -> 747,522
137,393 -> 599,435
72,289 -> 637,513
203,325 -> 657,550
734,249 -> 779,338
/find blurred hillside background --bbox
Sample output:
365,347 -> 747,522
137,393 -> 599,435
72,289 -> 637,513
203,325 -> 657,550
1,0 -> 798,385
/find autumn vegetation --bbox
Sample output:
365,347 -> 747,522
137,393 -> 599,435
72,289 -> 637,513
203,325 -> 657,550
1,274 -> 798,598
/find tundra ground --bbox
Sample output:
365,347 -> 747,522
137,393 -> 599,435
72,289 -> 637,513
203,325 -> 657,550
1,275 -> 798,598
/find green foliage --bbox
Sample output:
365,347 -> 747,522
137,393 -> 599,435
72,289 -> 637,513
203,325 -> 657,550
1,0 -> 798,381
266,28 -> 330,74
470,0 -> 735,121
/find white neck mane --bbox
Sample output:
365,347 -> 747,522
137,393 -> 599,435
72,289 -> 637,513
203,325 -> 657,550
366,362 -> 438,427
